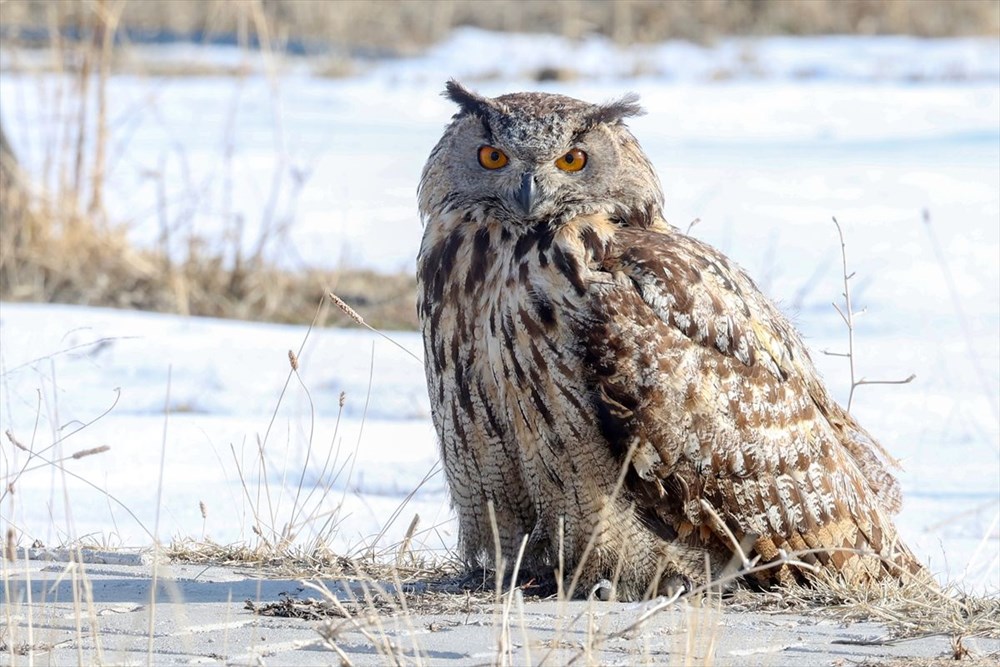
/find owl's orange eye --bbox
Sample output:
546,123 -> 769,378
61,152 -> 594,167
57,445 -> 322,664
555,148 -> 587,172
478,145 -> 508,170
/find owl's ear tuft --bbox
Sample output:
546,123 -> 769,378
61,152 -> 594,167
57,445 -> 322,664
586,93 -> 645,126
444,79 -> 492,118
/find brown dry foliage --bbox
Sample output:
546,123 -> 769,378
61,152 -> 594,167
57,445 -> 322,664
1,0 -> 997,50
0,145 -> 417,329
728,575 -> 1000,640
165,537 -> 457,584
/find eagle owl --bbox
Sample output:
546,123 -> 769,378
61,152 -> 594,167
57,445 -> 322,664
416,81 -> 924,600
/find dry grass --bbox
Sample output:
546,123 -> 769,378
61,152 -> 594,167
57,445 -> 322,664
0,41 -> 418,330
730,577 -> 1000,639
163,539 -> 459,590
0,0 -> 419,331
1,0 -> 997,55
0,139 -> 417,328
190,530 -> 998,641
865,658 -> 1000,667
0,214 -> 418,329
0,204 -> 418,329
224,550 -> 1000,666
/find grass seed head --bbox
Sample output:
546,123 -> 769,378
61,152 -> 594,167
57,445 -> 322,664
71,445 -> 110,459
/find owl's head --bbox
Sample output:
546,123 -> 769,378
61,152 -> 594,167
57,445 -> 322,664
419,80 -> 664,228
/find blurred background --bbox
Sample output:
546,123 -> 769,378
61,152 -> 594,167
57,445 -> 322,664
0,1 -> 997,587
4,0 -> 997,49
1,0 -> 997,327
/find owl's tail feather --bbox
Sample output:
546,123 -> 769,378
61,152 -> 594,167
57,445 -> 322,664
750,512 -> 930,589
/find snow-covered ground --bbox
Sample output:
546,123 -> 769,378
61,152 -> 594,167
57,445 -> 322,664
1,32 -> 997,593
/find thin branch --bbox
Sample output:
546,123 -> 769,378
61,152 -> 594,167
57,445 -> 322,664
856,375 -> 916,387
831,217 -> 860,412
830,217 -> 915,411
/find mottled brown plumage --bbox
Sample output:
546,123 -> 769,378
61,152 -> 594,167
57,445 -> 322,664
416,81 -> 925,600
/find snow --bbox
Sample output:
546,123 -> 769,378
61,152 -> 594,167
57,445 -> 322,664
389,30 -> 999,84
0,303 -> 447,555
0,31 -> 997,593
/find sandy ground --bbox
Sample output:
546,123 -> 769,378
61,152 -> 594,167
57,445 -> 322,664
2,551 -> 998,666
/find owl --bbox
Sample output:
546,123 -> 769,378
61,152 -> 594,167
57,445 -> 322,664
416,81 -> 925,601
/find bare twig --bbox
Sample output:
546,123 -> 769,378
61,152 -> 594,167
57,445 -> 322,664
827,217 -> 915,411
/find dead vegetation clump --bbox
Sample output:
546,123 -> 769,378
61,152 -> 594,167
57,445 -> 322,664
164,538 -> 356,577
0,73 -> 417,329
0,131 -> 417,328
0,195 -> 419,329
245,593 -> 389,620
0,212 -> 417,329
0,0 -> 419,330
729,576 -> 1000,640
859,656 -> 1000,667
164,536 -> 457,585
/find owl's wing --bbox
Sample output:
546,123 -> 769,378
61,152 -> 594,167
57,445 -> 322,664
587,225 -> 920,585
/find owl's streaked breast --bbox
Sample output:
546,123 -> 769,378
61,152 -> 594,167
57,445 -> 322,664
417,211 -> 629,555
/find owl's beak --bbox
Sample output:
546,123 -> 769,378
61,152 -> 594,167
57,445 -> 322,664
515,172 -> 537,215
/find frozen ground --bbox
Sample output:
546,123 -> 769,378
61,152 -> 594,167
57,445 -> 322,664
0,33 -> 998,594
5,558 -> 1000,666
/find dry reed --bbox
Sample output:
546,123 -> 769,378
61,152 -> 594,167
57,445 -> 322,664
1,0 -> 996,54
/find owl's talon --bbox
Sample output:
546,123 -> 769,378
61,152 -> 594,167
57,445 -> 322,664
590,579 -> 615,602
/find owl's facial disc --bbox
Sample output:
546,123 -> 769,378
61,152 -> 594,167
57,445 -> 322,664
425,81 -> 661,227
